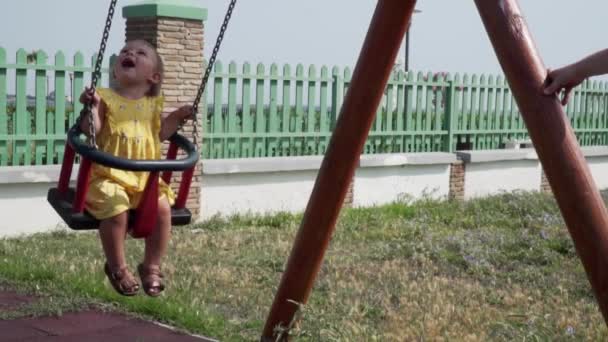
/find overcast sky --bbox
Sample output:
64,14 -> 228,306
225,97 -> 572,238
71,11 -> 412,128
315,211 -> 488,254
0,0 -> 606,78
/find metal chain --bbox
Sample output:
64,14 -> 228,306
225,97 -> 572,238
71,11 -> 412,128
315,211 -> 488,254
79,0 -> 117,148
188,0 -> 237,148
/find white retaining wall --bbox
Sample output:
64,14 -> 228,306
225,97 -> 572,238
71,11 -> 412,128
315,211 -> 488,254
457,149 -> 541,199
201,156 -> 323,219
581,147 -> 608,189
353,153 -> 455,206
0,165 -> 79,237
2,147 -> 608,237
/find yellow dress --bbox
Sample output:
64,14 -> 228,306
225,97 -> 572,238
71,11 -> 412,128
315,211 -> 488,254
85,88 -> 175,220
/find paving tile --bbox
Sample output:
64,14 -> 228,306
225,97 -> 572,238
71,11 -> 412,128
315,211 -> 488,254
0,320 -> 49,341
0,291 -> 216,342
0,291 -> 37,311
27,310 -> 133,336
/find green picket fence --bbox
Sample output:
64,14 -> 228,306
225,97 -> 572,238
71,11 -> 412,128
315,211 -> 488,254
1,47 -> 608,166
202,63 -> 608,158
201,63 -> 452,159
0,48 -> 114,166
450,73 -> 608,150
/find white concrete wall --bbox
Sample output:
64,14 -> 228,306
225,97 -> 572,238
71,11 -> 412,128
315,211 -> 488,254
4,147 -> 608,238
0,182 -> 68,236
588,156 -> 608,189
201,153 -> 456,218
457,149 -> 541,199
354,164 -> 451,205
201,156 -> 323,219
583,147 -> 608,190
463,160 -> 541,199
201,170 -> 319,219
353,153 -> 455,206
0,166 -> 78,237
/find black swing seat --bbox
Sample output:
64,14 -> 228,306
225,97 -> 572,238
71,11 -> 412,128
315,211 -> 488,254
48,126 -> 199,232
47,187 -> 193,230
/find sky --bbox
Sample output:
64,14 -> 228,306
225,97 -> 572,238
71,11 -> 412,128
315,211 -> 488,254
0,0 -> 606,79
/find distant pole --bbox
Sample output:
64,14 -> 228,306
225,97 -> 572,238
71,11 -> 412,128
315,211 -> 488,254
261,1 -> 418,340
404,9 -> 421,72
405,26 -> 411,71
69,73 -> 74,104
404,8 -> 420,131
474,0 -> 608,325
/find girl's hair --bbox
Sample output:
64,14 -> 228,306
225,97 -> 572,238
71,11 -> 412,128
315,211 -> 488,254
113,39 -> 164,97
140,40 -> 164,97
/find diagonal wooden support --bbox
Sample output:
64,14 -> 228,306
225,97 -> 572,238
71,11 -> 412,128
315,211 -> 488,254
474,0 -> 608,325
261,1 -> 418,340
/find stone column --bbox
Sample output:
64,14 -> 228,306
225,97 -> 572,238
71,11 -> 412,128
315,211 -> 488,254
448,160 -> 465,200
123,0 -> 207,219
343,179 -> 355,206
540,169 -> 552,193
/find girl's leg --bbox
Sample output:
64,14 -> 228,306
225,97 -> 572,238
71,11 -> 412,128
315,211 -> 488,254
99,212 -> 140,296
139,197 -> 171,296
99,212 -> 129,269
143,197 -> 172,266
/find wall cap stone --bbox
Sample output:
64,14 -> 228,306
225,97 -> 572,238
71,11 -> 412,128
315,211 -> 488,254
457,149 -> 538,163
123,0 -> 207,21
581,146 -> 608,158
0,165 -> 79,184
358,152 -> 457,168
203,156 -> 325,174
204,153 -> 457,175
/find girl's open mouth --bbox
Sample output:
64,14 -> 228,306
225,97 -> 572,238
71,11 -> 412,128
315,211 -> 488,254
121,58 -> 136,68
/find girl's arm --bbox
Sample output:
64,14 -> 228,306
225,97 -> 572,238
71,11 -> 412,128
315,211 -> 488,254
544,48 -> 608,105
568,48 -> 608,79
78,87 -> 105,136
160,105 -> 193,141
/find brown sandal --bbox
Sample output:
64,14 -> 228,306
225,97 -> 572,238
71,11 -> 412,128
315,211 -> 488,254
137,264 -> 165,297
104,263 -> 140,296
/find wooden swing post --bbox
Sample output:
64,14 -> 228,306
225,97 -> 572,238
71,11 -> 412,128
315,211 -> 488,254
473,0 -> 608,324
261,1 -> 418,339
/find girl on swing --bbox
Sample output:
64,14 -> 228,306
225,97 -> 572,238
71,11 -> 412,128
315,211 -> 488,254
79,39 -> 193,297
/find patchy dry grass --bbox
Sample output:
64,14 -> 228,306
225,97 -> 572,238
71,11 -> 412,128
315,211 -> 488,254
1,191 -> 607,341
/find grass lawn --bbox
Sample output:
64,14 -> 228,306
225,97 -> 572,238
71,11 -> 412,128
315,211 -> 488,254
1,191 -> 607,341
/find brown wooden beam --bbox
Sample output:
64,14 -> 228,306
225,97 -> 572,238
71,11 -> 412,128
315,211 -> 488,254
474,0 -> 608,325
261,1 -> 418,340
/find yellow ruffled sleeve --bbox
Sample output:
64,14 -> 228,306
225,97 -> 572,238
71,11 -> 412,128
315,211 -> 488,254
95,88 -> 113,110
94,88 -> 116,137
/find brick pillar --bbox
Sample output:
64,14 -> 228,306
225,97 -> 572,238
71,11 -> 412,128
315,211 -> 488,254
540,169 -> 552,193
123,1 -> 207,219
343,179 -> 355,206
449,161 -> 465,200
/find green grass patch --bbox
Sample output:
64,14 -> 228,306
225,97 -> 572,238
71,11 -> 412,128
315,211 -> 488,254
1,191 -> 607,340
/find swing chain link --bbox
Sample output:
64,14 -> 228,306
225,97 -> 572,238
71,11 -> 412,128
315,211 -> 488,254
78,0 -> 117,148
188,0 -> 237,148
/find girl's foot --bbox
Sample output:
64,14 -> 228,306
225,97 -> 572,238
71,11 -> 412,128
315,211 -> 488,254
137,263 -> 165,297
104,263 -> 140,296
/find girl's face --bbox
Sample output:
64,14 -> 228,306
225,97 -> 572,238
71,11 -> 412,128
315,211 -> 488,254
114,40 -> 160,89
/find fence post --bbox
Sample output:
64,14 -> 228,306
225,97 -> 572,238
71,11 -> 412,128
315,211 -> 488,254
122,1 -> 207,219
330,66 -> 342,130
444,80 -> 456,152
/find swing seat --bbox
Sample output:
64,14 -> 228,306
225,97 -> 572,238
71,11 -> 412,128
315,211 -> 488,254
47,187 -> 193,230
47,125 -> 199,237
